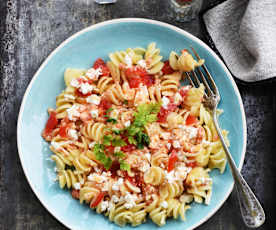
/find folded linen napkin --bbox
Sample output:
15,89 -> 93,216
203,0 -> 276,83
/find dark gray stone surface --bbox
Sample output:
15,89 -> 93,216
0,0 -> 275,229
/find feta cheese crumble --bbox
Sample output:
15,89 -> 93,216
73,182 -> 81,190
89,141 -> 96,149
137,59 -> 147,69
68,129 -> 78,140
162,96 -> 170,109
100,201 -> 109,212
67,105 -> 80,121
145,152 -> 151,162
112,178 -> 124,191
124,192 -> 137,209
172,140 -> 181,148
124,120 -> 131,127
86,94 -> 101,105
70,78 -> 80,88
86,67 -> 102,81
111,195 -> 119,203
90,109 -> 98,118
124,54 -> 132,68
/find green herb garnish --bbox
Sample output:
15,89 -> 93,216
119,159 -> 130,171
114,151 -> 125,158
106,118 -> 118,124
93,143 -> 112,170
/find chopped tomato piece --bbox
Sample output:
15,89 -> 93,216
71,189 -> 80,199
157,103 -> 177,123
125,66 -> 154,88
58,118 -> 72,138
121,144 -> 136,152
93,58 -> 110,76
106,146 -> 115,154
44,111 -> 58,136
186,161 -> 197,168
141,74 -> 155,87
179,87 -> 189,98
126,173 -> 144,190
161,60 -> 174,75
129,77 -> 142,88
90,192 -> 105,208
109,160 -> 121,178
186,115 -> 198,126
168,150 -> 178,172
99,98 -> 112,111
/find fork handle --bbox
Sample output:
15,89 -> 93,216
212,113 -> 265,228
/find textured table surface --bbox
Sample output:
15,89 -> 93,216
0,0 -> 275,229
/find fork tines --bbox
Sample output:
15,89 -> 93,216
184,47 -> 219,97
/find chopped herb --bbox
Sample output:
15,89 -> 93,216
123,100 -> 128,105
119,159 -> 130,171
112,129 -> 121,135
93,143 -> 112,170
114,151 -> 125,158
65,165 -> 76,171
103,135 -> 112,146
127,136 -> 137,145
106,108 -> 113,114
106,118 -> 117,124
112,137 -> 127,147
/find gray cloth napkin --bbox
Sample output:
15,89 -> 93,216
203,0 -> 276,83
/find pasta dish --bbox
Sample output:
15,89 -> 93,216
42,43 -> 229,227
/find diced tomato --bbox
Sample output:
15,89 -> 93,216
126,173 -> 144,190
141,74 -> 155,87
186,115 -> 198,126
168,150 -> 178,172
125,66 -> 154,88
121,144 -> 136,152
71,189 -> 80,199
129,77 -> 142,88
186,161 -> 197,168
90,192 -> 105,208
161,60 -> 174,75
93,58 -> 110,76
44,111 -> 58,136
106,146 -> 115,154
157,103 -> 177,123
109,160 -> 121,178
59,118 -> 72,138
99,98 -> 112,111
179,88 -> 189,98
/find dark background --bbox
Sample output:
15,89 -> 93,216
0,0 -> 275,229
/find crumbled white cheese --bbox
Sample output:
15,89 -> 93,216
87,173 -> 107,183
68,129 -> 78,140
90,109 -> 98,118
165,170 -> 177,183
70,78 -> 80,88
162,96 -> 170,109
175,166 -> 192,180
102,183 -> 109,191
74,182 -> 81,190
100,201 -> 109,212
145,152 -> 151,162
86,94 -> 101,105
111,195 -> 120,203
160,132 -> 170,140
124,54 -> 132,68
186,126 -> 198,139
160,201 -> 168,209
166,143 -> 171,149
79,82 -> 94,95
102,171 -> 112,177
86,67 -> 102,81
172,140 -> 181,148
196,177 -> 212,185
112,178 -> 124,191
64,94 -> 75,100
139,163 -> 150,172
114,147 -> 121,153
124,121 -> 131,127
124,192 -> 137,209
137,59 -> 147,69
67,105 -> 80,121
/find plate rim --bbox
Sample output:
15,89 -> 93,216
17,18 -> 247,230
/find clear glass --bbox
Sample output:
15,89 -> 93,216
170,0 -> 203,22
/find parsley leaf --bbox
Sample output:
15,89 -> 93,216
103,135 -> 112,146
106,118 -> 118,124
114,151 -> 125,158
93,143 -> 112,170
106,108 -> 113,114
112,137 -> 127,147
112,129 -> 121,135
123,100 -> 128,105
119,159 -> 130,171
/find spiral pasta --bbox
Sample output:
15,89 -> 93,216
42,44 -> 229,227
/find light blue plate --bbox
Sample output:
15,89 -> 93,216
17,18 -> 246,230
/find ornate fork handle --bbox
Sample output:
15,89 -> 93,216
212,112 -> 265,228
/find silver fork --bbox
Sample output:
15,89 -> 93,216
185,48 -> 265,228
